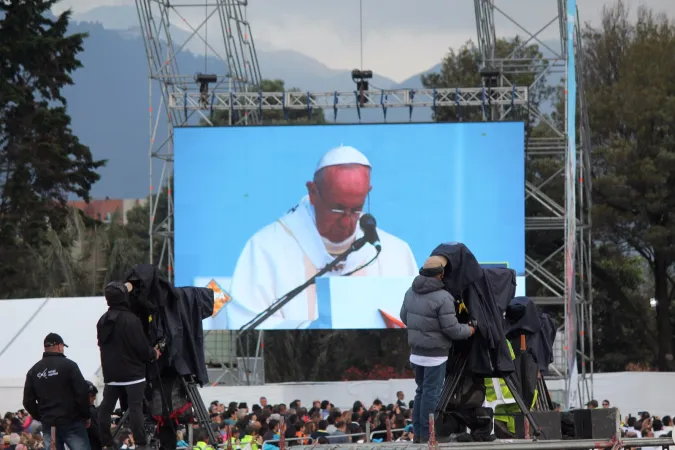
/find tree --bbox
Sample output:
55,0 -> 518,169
209,79 -> 326,126
421,37 -> 553,122
124,182 -> 172,277
582,2 -> 675,370
1,206 -> 146,300
591,244 -> 656,370
0,0 -> 105,297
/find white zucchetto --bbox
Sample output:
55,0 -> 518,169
315,145 -> 371,173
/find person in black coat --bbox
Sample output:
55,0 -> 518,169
97,281 -> 161,450
23,333 -> 91,450
86,382 -> 102,450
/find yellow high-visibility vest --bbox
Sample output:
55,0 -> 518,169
195,442 -> 214,450
484,340 -> 538,433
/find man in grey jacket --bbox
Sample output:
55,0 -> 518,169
400,255 -> 475,443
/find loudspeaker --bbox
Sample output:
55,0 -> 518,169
514,411 -> 562,440
572,408 -> 619,439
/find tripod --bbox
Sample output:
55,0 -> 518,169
434,342 -> 544,439
112,376 -> 217,448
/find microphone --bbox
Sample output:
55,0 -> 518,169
359,214 -> 382,252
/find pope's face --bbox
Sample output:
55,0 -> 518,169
307,165 -> 371,243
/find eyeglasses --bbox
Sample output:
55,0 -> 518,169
314,185 -> 364,217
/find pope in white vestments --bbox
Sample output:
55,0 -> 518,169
227,145 -> 418,329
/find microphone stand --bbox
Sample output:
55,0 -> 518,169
237,235 -> 370,384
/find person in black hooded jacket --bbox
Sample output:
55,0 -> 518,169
97,281 -> 161,450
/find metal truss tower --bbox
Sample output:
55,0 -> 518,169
136,0 -> 263,383
135,0 -> 262,280
474,0 -> 593,406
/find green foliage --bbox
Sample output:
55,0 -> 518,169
582,2 -> 675,370
421,37 -> 553,122
0,207 -> 147,299
591,244 -> 656,370
208,79 -> 326,126
123,183 -> 172,277
0,0 -> 105,297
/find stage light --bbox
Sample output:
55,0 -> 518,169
195,73 -> 218,84
195,73 -> 218,108
351,69 -> 373,106
480,68 -> 501,88
351,69 -> 373,80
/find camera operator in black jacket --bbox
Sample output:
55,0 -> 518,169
23,333 -> 91,450
97,282 -> 162,450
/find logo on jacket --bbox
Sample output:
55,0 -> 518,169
37,369 -> 59,379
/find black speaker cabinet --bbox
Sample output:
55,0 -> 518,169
514,411 -> 562,440
572,408 -> 619,439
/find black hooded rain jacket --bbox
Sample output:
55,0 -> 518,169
97,282 -> 157,383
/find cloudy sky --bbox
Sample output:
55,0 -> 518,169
54,0 -> 675,82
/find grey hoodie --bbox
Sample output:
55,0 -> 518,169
399,276 -> 472,357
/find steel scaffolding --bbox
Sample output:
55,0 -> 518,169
135,0 -> 262,282
168,87 -> 528,112
137,0 -> 592,397
136,0 -> 263,380
473,0 -> 593,406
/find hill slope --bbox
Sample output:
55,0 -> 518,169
64,15 -> 398,197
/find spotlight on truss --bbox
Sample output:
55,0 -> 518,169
479,68 -> 501,88
195,73 -> 218,108
351,69 -> 373,106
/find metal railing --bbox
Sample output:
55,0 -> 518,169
172,412 -> 675,450
261,427 -> 408,446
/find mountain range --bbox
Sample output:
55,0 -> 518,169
64,5 -> 440,198
63,6 -> 557,198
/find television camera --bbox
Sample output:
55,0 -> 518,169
112,264 -> 217,448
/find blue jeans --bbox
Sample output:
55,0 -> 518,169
412,362 -> 447,440
43,421 -> 91,450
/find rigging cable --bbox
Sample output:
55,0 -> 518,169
359,0 -> 363,69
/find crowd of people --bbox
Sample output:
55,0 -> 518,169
4,394 -> 675,450
1,394 -> 414,450
198,395 -> 413,448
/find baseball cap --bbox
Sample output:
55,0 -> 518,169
44,333 -> 68,348
423,255 -> 448,270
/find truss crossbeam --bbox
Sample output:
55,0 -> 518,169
531,296 -> 565,305
485,58 -> 566,75
167,87 -> 529,111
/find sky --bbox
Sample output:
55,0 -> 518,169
54,0 -> 675,83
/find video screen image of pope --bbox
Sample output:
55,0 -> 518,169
227,145 -> 418,329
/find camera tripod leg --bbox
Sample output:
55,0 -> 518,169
503,374 -> 544,439
112,410 -> 130,440
181,378 -> 219,446
434,350 -> 470,418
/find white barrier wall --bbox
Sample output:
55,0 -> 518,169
194,373 -> 675,419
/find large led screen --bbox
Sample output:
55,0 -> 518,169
174,122 -> 525,330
